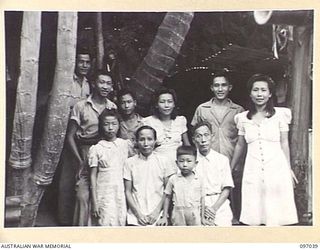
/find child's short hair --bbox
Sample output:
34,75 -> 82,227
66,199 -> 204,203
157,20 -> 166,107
94,69 -> 112,83
192,121 -> 212,136
98,108 -> 120,136
135,125 -> 157,141
176,145 -> 197,159
117,88 -> 137,101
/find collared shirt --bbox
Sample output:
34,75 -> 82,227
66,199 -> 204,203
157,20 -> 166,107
196,149 -> 234,195
69,74 -> 90,109
191,98 -> 244,161
119,113 -> 144,143
123,152 -> 176,225
70,94 -> 117,139
165,171 -> 205,208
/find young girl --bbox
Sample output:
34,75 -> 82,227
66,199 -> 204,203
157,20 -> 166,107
231,74 -> 298,226
88,108 -> 129,226
123,125 -> 176,226
143,87 -> 190,168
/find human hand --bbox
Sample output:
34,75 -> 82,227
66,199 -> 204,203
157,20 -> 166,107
204,206 -> 216,221
202,217 -> 216,226
137,213 -> 149,226
91,202 -> 100,218
147,209 -> 160,225
156,216 -> 168,226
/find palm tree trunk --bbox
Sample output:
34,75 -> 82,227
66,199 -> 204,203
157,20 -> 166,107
96,12 -> 104,70
19,12 -> 78,227
131,12 -> 194,109
8,11 -> 41,196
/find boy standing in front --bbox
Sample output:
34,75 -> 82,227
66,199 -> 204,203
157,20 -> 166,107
191,72 -> 244,223
157,145 -> 208,226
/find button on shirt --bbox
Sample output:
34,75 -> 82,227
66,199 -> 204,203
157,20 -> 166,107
191,98 -> 244,161
165,172 -> 205,208
196,150 -> 234,195
70,95 -> 117,139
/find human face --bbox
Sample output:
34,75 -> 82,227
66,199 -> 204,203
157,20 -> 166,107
210,76 -> 232,101
119,94 -> 136,116
95,75 -> 113,97
101,116 -> 119,141
157,93 -> 175,117
193,125 -> 212,156
136,129 -> 156,157
250,81 -> 272,107
176,154 -> 197,176
76,54 -> 91,76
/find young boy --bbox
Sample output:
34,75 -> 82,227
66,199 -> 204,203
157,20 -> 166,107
66,70 -> 117,226
117,89 -> 144,144
191,71 -> 244,223
157,145 -> 207,226
192,121 -> 234,226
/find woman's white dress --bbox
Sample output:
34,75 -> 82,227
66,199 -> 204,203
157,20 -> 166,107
88,139 -> 128,226
235,107 -> 298,226
143,115 -> 187,167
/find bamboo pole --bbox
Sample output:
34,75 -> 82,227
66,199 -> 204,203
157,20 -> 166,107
288,25 -> 312,224
131,12 -> 194,111
7,12 -> 42,196
19,12 -> 78,227
96,12 -> 104,70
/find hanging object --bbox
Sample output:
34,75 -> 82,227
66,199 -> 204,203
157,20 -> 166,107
254,10 -> 312,26
272,24 -> 293,59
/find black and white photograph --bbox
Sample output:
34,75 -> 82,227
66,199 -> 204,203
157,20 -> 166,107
2,6 -> 316,242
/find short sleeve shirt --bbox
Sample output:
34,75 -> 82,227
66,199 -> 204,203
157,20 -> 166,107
191,98 -> 244,161
143,115 -> 187,152
70,95 -> 117,139
196,150 -> 234,195
165,172 -> 205,208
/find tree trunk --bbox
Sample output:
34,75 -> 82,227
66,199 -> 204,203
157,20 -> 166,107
131,12 -> 194,112
288,25 -> 312,224
19,12 -> 78,227
7,12 -> 41,196
96,12 -> 104,70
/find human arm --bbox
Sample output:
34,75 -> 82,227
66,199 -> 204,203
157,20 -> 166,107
90,167 -> 99,218
280,131 -> 298,186
147,175 -> 171,225
204,187 -> 231,221
156,194 -> 171,226
201,196 -> 214,226
182,132 -> 191,146
124,179 -> 148,226
230,135 -> 246,171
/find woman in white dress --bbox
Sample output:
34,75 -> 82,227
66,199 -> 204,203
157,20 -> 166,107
231,74 -> 298,226
143,87 -> 190,168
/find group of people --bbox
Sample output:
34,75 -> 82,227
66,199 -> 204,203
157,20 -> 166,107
56,48 -> 299,227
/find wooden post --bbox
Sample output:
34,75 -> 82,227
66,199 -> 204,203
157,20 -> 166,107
96,12 -> 104,70
8,12 -> 41,196
131,12 -> 194,112
19,12 -> 78,227
288,25 -> 312,224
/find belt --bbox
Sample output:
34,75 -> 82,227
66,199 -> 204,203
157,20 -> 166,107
206,192 -> 220,196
